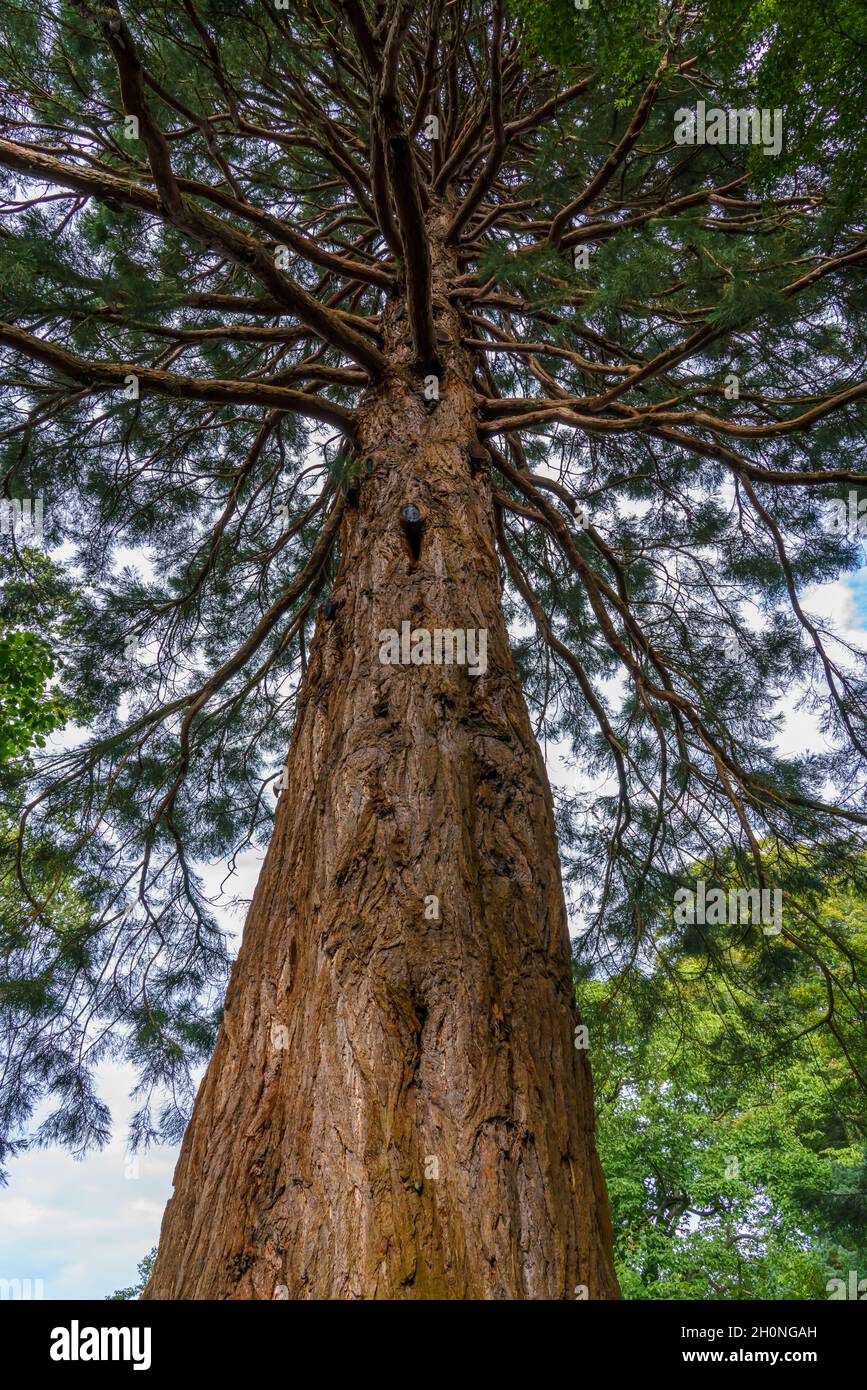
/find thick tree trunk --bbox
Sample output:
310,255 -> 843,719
144,221 -> 619,1300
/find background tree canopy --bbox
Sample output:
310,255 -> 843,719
584,872 -> 867,1298
0,0 -> 864,1298
0,548 -> 82,765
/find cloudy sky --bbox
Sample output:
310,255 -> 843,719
2,564 -> 865,1301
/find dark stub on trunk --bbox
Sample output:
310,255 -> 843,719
144,222 -> 619,1300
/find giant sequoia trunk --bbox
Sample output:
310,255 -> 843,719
145,220 -> 618,1300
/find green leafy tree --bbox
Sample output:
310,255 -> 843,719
583,871 -> 867,1298
0,630 -> 58,762
106,1247 -> 157,1300
0,549 -> 82,764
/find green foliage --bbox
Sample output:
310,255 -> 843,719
0,548 -> 84,764
0,630 -> 59,761
513,0 -> 661,84
510,0 -> 867,194
106,1248 -> 156,1301
582,872 -> 867,1298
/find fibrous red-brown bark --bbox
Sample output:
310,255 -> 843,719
145,219 -> 618,1300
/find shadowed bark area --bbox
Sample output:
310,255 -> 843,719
144,224 -> 618,1300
